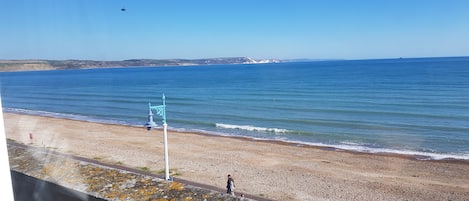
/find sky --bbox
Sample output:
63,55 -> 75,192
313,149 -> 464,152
1,0 -> 469,60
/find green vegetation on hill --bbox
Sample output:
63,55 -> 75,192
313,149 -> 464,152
0,57 -> 277,72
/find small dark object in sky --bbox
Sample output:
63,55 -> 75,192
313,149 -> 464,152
121,7 -> 126,12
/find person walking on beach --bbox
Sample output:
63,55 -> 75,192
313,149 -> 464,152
226,174 -> 235,196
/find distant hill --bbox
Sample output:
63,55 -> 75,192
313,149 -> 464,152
0,57 -> 280,72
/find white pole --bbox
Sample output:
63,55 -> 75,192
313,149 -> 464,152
163,123 -> 169,180
0,96 -> 15,201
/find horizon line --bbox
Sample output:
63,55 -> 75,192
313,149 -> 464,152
1,55 -> 469,62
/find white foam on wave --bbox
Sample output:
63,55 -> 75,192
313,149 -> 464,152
215,123 -> 289,133
238,137 -> 469,161
331,141 -> 469,160
183,126 -> 469,161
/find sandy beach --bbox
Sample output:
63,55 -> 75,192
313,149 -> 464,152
4,112 -> 469,201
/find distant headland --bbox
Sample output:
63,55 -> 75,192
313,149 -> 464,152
0,57 -> 280,72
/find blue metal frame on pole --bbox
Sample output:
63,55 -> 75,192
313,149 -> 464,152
149,94 -> 166,124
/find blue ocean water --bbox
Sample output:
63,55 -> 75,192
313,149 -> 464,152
1,57 -> 469,160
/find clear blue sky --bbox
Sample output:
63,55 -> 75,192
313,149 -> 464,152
1,0 -> 469,60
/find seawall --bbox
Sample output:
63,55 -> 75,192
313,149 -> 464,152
8,141 -> 252,201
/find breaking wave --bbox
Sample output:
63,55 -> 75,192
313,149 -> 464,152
215,123 -> 289,133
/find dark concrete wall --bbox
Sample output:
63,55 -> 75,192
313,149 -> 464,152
11,171 -> 105,201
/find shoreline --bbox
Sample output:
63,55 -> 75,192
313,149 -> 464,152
5,108 -> 469,162
182,130 -> 469,164
4,112 -> 469,200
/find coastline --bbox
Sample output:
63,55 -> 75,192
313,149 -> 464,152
5,107 -> 469,161
0,57 -> 280,72
4,112 -> 469,200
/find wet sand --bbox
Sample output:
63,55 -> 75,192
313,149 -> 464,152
4,113 -> 469,201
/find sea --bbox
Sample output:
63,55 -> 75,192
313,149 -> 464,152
1,57 -> 469,160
